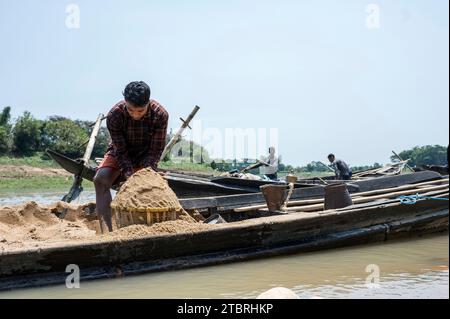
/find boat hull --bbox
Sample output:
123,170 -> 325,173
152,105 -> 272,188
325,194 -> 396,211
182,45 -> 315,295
0,196 -> 447,291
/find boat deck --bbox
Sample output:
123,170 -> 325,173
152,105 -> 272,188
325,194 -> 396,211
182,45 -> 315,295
0,184 -> 448,291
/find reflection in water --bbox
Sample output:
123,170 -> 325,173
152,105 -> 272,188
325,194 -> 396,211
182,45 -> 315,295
0,233 -> 448,299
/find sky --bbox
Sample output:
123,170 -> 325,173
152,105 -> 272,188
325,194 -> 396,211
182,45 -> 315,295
0,0 -> 448,166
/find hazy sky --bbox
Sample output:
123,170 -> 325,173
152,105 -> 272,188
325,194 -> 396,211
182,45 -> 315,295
0,0 -> 448,166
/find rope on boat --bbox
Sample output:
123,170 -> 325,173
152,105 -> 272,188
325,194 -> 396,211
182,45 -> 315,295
397,194 -> 449,205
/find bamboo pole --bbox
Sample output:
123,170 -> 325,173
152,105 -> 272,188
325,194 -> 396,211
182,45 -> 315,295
83,113 -> 104,164
312,189 -> 449,216
161,106 -> 200,161
233,178 -> 448,213
285,184 -> 448,212
350,178 -> 448,198
392,151 -> 415,172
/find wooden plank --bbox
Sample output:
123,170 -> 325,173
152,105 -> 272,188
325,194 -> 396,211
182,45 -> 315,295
286,186 -> 448,212
180,171 -> 444,211
233,178 -> 449,213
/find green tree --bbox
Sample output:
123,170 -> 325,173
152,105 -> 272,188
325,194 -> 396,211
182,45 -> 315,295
0,126 -> 11,155
0,106 -> 12,155
392,145 -> 448,167
305,161 -> 329,172
12,111 -> 42,156
92,127 -> 111,158
373,162 -> 382,169
169,139 -> 211,163
0,106 -> 11,126
75,119 -> 111,158
41,117 -> 89,158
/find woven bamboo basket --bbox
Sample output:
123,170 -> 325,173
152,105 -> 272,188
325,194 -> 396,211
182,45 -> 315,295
112,204 -> 183,228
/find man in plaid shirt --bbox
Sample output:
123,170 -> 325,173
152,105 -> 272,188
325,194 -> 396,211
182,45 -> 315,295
94,81 -> 169,232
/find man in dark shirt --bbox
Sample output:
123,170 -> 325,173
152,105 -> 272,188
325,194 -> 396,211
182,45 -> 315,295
94,81 -> 169,232
328,154 -> 352,180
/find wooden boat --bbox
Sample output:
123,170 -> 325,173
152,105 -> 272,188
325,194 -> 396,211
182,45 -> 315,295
0,174 -> 448,291
179,171 -> 446,211
297,161 -> 411,184
46,149 -> 444,199
46,149 -> 330,198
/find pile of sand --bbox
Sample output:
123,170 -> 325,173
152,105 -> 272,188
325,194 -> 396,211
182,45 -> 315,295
111,221 -> 213,238
111,168 -> 184,213
111,168 -> 197,226
0,169 -> 212,252
0,201 -> 213,252
0,201 -> 99,251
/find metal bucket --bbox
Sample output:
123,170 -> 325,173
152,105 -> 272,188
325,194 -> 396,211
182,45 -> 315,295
260,185 -> 288,212
324,183 -> 353,210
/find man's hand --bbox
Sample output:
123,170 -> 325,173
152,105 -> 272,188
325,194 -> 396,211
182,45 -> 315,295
115,171 -> 132,191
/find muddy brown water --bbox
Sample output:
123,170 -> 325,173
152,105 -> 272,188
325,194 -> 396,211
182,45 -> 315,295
0,193 -> 448,299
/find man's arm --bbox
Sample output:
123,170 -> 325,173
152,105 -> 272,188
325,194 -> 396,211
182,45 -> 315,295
143,108 -> 169,170
107,111 -> 134,177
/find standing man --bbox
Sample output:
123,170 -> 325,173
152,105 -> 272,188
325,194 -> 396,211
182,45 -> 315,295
260,147 -> 279,180
328,154 -> 352,180
94,81 -> 169,232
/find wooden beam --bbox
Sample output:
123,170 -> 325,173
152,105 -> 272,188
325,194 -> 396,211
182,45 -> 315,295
234,178 -> 449,213
285,184 -> 448,212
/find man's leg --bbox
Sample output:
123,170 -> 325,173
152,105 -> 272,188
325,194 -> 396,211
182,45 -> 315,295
94,167 -> 121,233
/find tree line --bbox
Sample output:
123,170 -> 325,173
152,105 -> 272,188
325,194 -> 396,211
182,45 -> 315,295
1,107 -> 447,169
392,145 -> 448,167
0,107 -> 110,158
0,107 -> 210,162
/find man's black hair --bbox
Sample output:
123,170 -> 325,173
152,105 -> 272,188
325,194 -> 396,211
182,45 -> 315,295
123,81 -> 151,107
328,154 -> 335,158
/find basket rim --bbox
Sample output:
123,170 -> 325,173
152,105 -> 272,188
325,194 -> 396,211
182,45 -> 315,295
111,204 -> 183,214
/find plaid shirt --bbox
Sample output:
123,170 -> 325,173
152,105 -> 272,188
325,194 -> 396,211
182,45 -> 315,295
106,100 -> 169,175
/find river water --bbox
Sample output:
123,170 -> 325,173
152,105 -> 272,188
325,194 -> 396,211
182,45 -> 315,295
0,192 -> 448,299
0,190 -> 97,206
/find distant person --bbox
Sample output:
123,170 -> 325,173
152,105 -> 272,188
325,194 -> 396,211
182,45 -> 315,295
260,147 -> 279,180
94,81 -> 169,232
328,154 -> 352,180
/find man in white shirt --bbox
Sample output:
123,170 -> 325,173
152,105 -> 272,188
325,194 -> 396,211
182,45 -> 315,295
260,147 -> 279,180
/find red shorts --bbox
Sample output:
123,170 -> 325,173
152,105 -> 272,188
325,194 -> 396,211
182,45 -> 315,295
97,152 -> 142,173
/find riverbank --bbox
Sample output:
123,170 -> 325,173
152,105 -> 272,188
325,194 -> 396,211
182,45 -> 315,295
0,155 -> 334,193
0,164 -> 80,193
